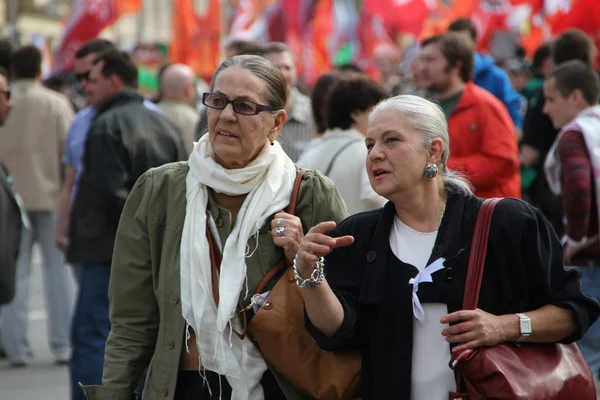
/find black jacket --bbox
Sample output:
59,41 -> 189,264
306,192 -> 600,400
67,91 -> 188,265
0,163 -> 22,304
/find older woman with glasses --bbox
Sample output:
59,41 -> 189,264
82,55 -> 347,400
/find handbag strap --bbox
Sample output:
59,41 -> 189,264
254,168 -> 307,294
462,197 -> 501,310
206,169 -> 307,336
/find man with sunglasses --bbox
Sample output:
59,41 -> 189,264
56,39 -> 162,253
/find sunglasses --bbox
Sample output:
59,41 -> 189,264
202,92 -> 279,116
0,90 -> 10,100
74,71 -> 90,83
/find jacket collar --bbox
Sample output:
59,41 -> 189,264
359,190 -> 470,305
454,82 -> 478,110
97,90 -> 144,116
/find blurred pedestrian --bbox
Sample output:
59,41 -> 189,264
373,43 -> 402,95
521,29 -> 597,237
448,18 -> 524,133
543,60 -> 600,376
55,39 -> 116,256
420,33 -> 521,199
0,45 -> 75,367
298,73 -> 388,214
262,42 -> 316,162
66,49 -> 187,400
158,64 -> 199,153
0,66 -> 21,307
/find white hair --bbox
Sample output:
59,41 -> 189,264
370,95 -> 473,196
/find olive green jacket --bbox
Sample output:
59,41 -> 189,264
82,162 -> 348,400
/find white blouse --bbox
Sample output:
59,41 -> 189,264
389,216 -> 456,400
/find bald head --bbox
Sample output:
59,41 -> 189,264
160,64 -> 196,104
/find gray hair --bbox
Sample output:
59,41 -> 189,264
370,95 -> 473,196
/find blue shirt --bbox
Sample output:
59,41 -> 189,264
62,100 -> 162,202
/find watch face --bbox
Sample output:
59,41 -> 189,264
521,319 -> 532,334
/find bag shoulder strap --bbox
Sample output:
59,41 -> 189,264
324,140 -> 361,177
254,169 -> 307,294
462,198 -> 501,310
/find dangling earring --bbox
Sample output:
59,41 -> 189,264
270,141 -> 274,146
423,163 -> 438,179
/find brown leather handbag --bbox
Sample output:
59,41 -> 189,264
449,198 -> 597,400
208,170 -> 362,400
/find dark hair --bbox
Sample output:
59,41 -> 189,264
0,66 -> 8,80
550,60 -> 600,105
43,75 -> 65,92
422,34 -> 474,83
92,49 -> 138,88
327,73 -> 387,130
552,29 -> 596,66
212,55 -> 287,110
224,40 -> 265,57
75,39 -> 115,59
532,43 -> 551,70
11,45 -> 42,79
0,38 -> 14,75
261,42 -> 292,57
448,18 -> 478,42
311,72 -> 342,132
335,63 -> 364,73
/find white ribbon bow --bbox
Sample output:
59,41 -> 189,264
409,258 -> 446,323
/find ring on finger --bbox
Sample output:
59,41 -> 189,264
277,218 -> 283,227
276,227 -> 285,237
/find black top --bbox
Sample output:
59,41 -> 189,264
306,191 -> 600,400
67,91 -> 188,265
0,163 -> 22,305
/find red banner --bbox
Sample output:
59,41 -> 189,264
54,0 -> 141,72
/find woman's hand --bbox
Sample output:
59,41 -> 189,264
271,212 -> 305,263
295,221 -> 354,278
440,309 -> 518,354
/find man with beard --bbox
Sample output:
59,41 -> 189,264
419,33 -> 520,198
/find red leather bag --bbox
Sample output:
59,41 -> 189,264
449,198 -> 597,400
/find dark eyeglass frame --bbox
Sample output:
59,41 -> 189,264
202,92 -> 279,116
74,71 -> 91,83
0,90 -> 10,100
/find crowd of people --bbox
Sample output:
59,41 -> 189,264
0,16 -> 600,400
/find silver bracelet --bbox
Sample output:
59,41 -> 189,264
293,255 -> 325,289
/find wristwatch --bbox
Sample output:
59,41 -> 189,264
515,313 -> 532,342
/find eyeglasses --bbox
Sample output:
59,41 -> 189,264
74,71 -> 90,83
202,92 -> 279,116
0,90 -> 10,100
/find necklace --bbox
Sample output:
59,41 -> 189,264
436,202 -> 447,231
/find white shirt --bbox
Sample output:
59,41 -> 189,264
297,128 -> 386,215
389,216 -> 455,400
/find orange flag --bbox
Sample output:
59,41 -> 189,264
112,0 -> 141,19
170,0 -> 222,80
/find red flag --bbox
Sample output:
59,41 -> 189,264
170,0 -> 221,80
54,0 -> 141,72
364,0 -> 437,38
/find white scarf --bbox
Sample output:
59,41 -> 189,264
180,135 -> 296,399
